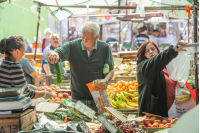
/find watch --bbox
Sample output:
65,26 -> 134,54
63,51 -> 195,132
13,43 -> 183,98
104,78 -> 109,84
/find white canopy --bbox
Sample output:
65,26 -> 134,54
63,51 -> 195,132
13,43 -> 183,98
33,0 -> 117,21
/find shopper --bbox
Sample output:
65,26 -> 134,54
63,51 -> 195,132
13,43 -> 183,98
42,28 -> 52,52
69,25 -> 81,41
18,58 -> 46,85
137,40 -> 187,117
0,36 -> 53,99
149,29 -> 160,45
46,22 -> 114,112
135,26 -> 149,49
41,33 -> 65,75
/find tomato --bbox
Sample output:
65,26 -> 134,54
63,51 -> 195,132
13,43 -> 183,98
154,120 -> 161,124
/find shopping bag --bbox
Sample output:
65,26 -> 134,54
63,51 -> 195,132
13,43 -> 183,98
166,55 -> 191,87
168,86 -> 196,118
86,81 -> 111,114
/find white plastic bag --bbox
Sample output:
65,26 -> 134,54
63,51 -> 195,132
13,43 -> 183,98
168,86 -> 196,118
166,54 -> 191,87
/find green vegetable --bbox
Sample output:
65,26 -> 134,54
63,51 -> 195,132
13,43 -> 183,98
63,99 -> 91,122
50,84 -> 57,88
103,64 -> 109,75
54,111 -> 65,120
116,127 -> 123,133
46,112 -> 62,121
45,55 -> 63,84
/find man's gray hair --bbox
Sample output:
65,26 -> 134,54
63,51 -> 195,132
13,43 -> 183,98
82,22 -> 100,38
51,33 -> 59,39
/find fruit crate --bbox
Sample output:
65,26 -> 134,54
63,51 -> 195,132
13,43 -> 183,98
115,76 -> 137,83
117,108 -> 139,116
46,74 -> 70,86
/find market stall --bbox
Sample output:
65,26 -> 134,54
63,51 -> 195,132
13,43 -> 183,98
0,0 -> 198,132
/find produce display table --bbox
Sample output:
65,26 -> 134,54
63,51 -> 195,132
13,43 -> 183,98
112,51 -> 138,60
117,51 -> 138,59
24,53 -> 43,63
117,108 -> 139,115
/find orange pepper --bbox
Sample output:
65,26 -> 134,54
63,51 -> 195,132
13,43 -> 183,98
63,117 -> 68,123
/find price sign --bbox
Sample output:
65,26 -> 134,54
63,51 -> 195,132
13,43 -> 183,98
105,107 -> 128,122
74,101 -> 96,119
97,115 -> 117,133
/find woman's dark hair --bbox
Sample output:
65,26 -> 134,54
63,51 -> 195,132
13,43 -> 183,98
0,36 -> 24,60
137,40 -> 160,59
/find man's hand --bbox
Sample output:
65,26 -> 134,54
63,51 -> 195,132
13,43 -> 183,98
95,79 -> 108,90
46,51 -> 59,64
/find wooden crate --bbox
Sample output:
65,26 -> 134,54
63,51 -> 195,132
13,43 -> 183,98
0,109 -> 37,132
24,53 -> 43,63
117,51 -> 137,60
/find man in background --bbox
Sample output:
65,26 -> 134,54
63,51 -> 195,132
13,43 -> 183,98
134,26 -> 149,49
42,28 -> 52,52
41,33 -> 65,75
69,25 -> 81,41
149,29 -> 160,46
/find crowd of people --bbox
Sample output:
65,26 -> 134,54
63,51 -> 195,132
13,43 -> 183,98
131,26 -> 160,50
0,21 -> 191,117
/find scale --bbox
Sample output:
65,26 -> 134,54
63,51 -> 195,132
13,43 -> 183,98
0,96 -> 32,111
0,84 -> 32,111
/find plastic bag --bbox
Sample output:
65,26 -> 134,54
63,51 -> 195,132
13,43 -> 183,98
166,54 -> 191,87
86,81 -> 111,114
175,86 -> 191,104
168,86 -> 196,118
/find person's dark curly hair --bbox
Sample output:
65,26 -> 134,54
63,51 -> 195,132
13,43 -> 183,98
0,36 -> 24,61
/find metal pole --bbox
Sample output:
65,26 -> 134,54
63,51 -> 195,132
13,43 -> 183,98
34,5 -> 41,60
68,18 -> 70,41
119,21 -> 121,44
126,0 -> 127,15
188,19 -> 189,42
70,12 -> 161,18
60,21 -> 62,45
40,5 -> 188,10
193,0 -> 199,104
131,21 -> 133,50
118,0 -> 120,6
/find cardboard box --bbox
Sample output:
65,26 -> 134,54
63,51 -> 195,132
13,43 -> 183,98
0,109 -> 37,133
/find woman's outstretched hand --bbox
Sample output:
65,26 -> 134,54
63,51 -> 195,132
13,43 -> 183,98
173,41 -> 188,52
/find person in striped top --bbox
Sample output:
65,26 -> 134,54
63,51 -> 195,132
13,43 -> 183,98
135,26 -> 149,49
0,36 -> 52,99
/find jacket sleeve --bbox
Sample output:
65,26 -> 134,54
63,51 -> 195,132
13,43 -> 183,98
137,45 -> 178,78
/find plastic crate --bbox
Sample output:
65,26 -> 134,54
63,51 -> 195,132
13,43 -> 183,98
115,76 -> 137,83
46,74 -> 70,86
